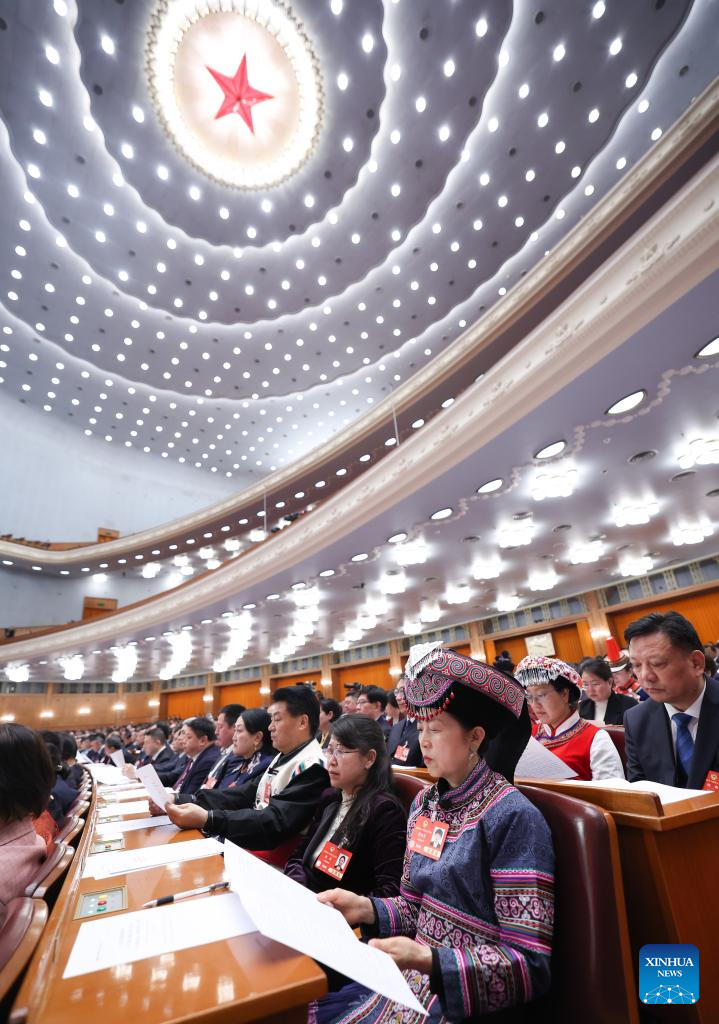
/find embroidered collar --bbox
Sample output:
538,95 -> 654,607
537,710 -> 580,738
432,757 -> 492,810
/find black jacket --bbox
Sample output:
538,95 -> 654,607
387,717 -> 425,768
579,691 -> 637,726
624,677 -> 719,788
284,789 -> 406,896
157,750 -> 186,785
193,740 -> 330,849
170,745 -> 221,795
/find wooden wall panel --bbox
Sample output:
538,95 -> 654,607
607,590 -> 719,647
552,624 -> 585,665
216,681 -> 264,708
335,661 -> 393,692
491,636 -> 528,665
0,691 -> 159,730
166,688 -> 205,720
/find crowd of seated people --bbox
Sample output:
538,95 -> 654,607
2,609 -> 718,1020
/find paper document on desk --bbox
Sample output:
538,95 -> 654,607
101,788 -> 149,803
63,890 -> 255,979
224,841 -> 427,1016
137,763 -> 172,809
515,736 -> 577,780
84,836 -> 224,879
95,814 -> 177,836
88,764 -> 126,785
563,777 -> 716,805
98,799 -> 149,819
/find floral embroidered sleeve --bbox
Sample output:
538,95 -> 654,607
432,798 -> 555,1019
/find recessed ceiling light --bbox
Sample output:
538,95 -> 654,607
266,593 -> 280,601
477,478 -> 503,494
100,34 -> 115,55
430,508 -> 453,521
351,552 -> 369,562
696,336 -> 719,358
606,390 -> 646,415
535,440 -> 566,460
319,569 -> 335,577
388,532 -> 407,544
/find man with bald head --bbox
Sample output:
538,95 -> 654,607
624,611 -> 719,789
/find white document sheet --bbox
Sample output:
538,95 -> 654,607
109,748 -> 125,768
87,764 -> 126,785
97,800 -> 149,819
224,841 -> 426,1016
137,763 -> 172,809
76,751 -> 91,763
84,836 -> 224,879
95,815 -> 177,836
98,781 -> 144,795
101,788 -> 149,803
561,777 -> 716,806
62,890 -> 256,979
515,736 -> 577,780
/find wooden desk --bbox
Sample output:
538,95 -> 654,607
515,779 -> 719,1023
11,788 -> 326,1024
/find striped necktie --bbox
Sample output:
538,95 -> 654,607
672,712 -> 694,785
173,757 -> 193,792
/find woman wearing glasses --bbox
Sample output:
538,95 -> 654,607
516,655 -> 624,781
284,714 -> 406,897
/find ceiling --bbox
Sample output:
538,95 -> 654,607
1,0 -> 718,684
0,0 -> 715,481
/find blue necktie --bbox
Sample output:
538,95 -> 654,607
672,712 -> 694,784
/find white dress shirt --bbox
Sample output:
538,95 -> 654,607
663,684 -> 706,755
593,699 -> 608,725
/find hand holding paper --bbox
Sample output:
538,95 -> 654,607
137,763 -> 173,810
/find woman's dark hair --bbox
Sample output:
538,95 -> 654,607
272,685 -> 320,734
319,698 -> 342,723
0,724 -> 55,822
239,708 -> 274,754
60,732 -> 77,761
442,684 -> 513,750
329,714 -> 402,845
580,658 -> 613,683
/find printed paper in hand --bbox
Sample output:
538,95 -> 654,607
63,891 -> 256,979
109,748 -> 125,768
95,815 -> 177,836
83,836 -> 224,879
224,841 -> 426,1016
515,736 -> 577,780
137,763 -> 172,810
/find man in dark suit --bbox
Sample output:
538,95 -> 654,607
356,685 -> 392,740
387,682 -> 425,767
169,717 -> 221,795
579,658 -> 637,724
623,611 -> 719,789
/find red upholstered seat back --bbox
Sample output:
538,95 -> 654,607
391,771 -> 428,814
602,725 -> 627,770
518,784 -> 639,1024
23,842 -> 74,909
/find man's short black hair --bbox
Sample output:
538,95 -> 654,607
271,685 -> 320,734
579,658 -> 612,683
0,723 -> 55,822
625,611 -> 703,654
104,733 -> 124,751
145,727 -> 167,744
218,704 -> 245,727
183,717 -> 217,742
154,721 -> 171,740
361,685 -> 388,710
90,732 -> 106,743
60,732 -> 77,761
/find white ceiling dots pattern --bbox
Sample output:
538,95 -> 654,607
0,0 -> 713,479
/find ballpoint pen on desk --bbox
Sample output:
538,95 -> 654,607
142,879 -> 230,908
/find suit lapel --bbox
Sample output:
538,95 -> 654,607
689,679 -> 719,788
645,701 -> 679,786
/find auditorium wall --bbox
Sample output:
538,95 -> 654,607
0,388 -> 242,542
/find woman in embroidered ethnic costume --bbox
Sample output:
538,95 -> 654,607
315,644 -> 555,1024
516,655 -> 624,781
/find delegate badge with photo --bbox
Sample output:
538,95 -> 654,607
315,841 -> 353,880
408,815 -> 449,860
393,744 -> 410,763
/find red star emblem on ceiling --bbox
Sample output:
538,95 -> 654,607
206,54 -> 274,134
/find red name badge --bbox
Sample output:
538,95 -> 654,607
703,770 -> 719,792
394,744 -> 410,763
408,815 -> 449,860
315,841 -> 353,880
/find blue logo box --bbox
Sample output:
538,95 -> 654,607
639,944 -> 699,1005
